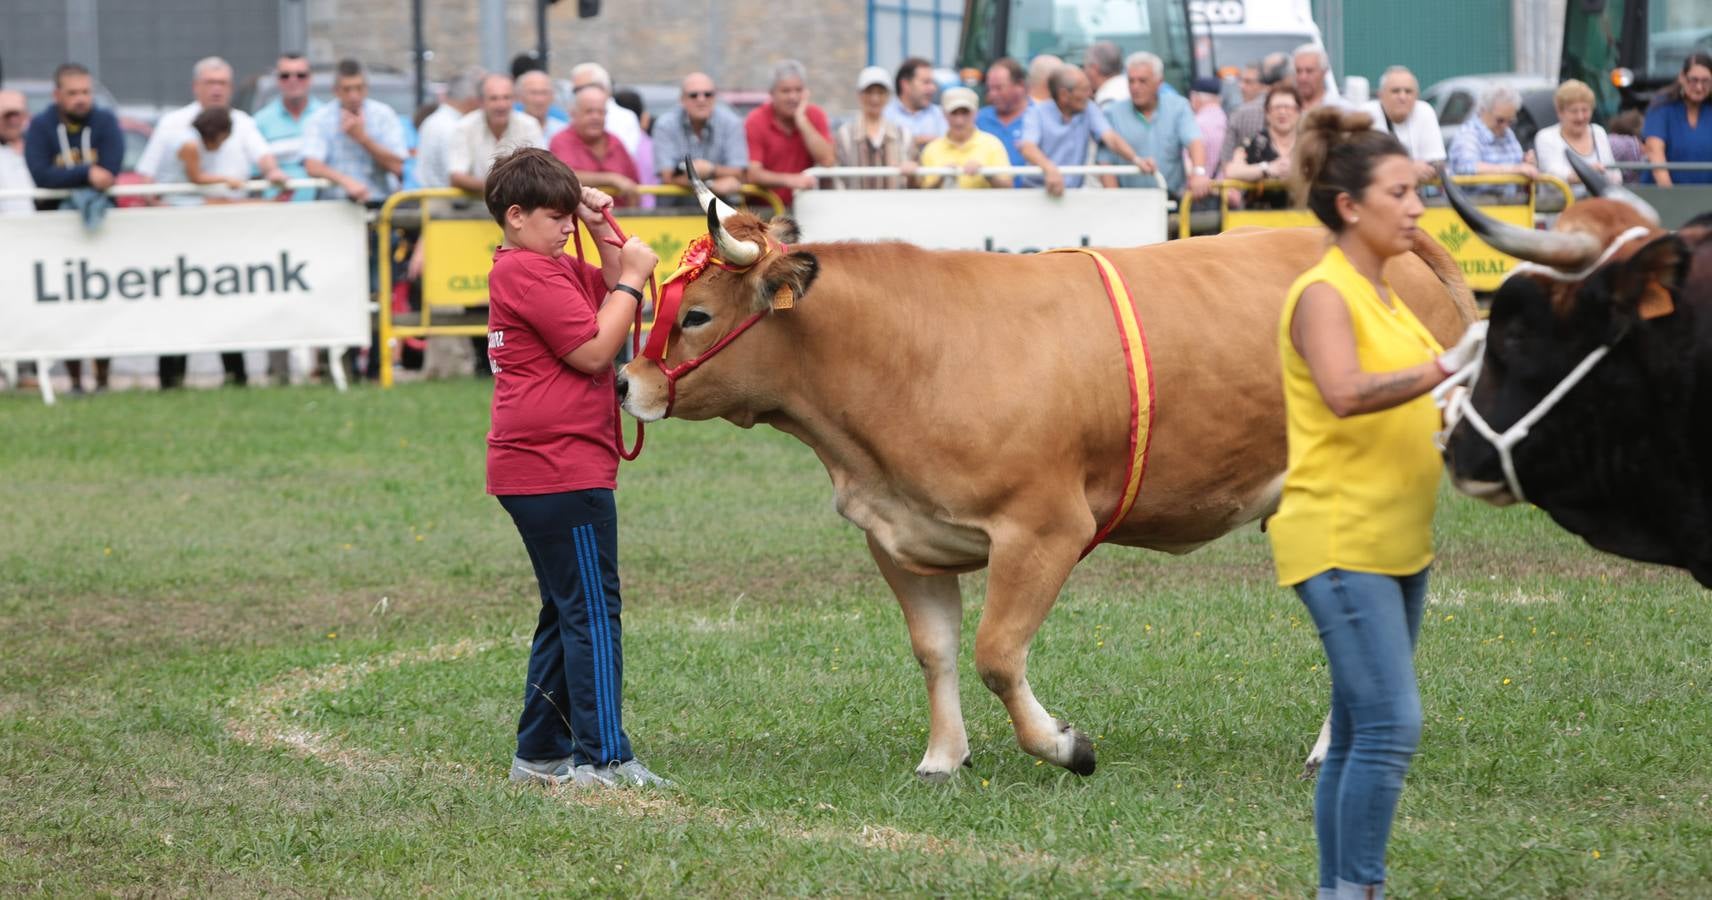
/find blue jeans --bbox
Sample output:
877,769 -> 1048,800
1295,567 -> 1428,896
499,489 -> 633,767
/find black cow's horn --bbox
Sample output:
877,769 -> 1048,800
1564,150 -> 1661,226
1439,164 -> 1602,269
683,157 -> 761,266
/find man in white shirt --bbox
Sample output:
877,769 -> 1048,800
137,57 -> 278,184
1086,41 -> 1129,107
416,67 -> 484,190
448,74 -> 546,193
0,89 -> 35,217
569,62 -> 641,156
1362,66 -> 1445,181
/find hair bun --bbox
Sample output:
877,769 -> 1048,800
1300,106 -> 1374,141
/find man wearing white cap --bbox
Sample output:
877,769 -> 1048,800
885,57 -> 946,150
920,87 -> 1012,189
833,65 -> 917,189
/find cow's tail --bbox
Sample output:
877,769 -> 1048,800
1409,229 -> 1479,326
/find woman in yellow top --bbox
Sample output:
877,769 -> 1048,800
1271,108 -> 1484,900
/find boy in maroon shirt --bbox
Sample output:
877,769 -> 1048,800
481,147 -> 668,788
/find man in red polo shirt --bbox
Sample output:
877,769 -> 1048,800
549,85 -> 641,206
743,59 -> 835,206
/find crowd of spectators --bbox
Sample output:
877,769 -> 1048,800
5,44 -> 1711,391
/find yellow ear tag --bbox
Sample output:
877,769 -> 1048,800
1638,281 -> 1675,320
772,284 -> 795,310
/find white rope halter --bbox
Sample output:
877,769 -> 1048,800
1433,226 -> 1654,505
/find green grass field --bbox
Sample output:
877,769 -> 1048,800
3,380 -> 1709,897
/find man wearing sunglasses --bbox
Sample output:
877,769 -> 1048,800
252,53 -> 325,203
651,72 -> 748,201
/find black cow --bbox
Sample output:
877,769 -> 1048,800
1438,158 -> 1712,587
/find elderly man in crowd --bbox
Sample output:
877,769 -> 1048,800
1448,83 -> 1537,198
449,74 -> 545,194
516,70 -> 567,142
1027,54 -> 1063,104
1237,63 -> 1265,106
885,57 -> 946,151
138,56 -> 285,389
1291,43 -> 1346,114
252,53 -> 324,203
569,62 -> 642,156
0,89 -> 33,216
652,71 -> 749,201
1018,64 -> 1149,197
1085,41 -> 1128,107
744,59 -> 834,206
415,67 -> 484,192
1362,66 -> 1444,181
1098,52 -> 1209,198
977,56 -> 1033,170
550,85 -> 642,206
1222,52 -> 1289,165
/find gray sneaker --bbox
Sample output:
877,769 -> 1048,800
609,759 -> 675,788
509,755 -> 574,785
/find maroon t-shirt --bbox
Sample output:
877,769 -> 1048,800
485,246 -> 617,495
744,102 -> 831,206
548,129 -> 640,182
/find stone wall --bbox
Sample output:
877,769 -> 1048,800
306,0 -> 870,117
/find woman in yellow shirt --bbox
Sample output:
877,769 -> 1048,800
1272,108 -> 1484,900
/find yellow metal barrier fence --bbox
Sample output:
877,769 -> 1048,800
376,184 -> 785,387
1177,173 -> 1574,292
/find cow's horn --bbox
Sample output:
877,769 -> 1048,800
683,156 -> 761,266
1439,164 -> 1602,269
1564,149 -> 1661,226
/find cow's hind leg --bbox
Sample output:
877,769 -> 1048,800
868,535 -> 971,782
974,524 -> 1096,775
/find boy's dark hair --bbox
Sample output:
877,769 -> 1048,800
192,106 -> 232,144
54,62 -> 91,87
485,147 -> 583,225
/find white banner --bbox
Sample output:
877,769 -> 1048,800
791,189 -> 1169,253
0,203 -> 369,361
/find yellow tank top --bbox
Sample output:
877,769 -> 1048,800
1269,245 -> 1446,586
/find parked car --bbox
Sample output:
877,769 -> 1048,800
1420,74 -> 1558,153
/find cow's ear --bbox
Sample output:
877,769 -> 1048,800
1612,235 -> 1687,322
767,216 -> 802,244
751,250 -> 819,313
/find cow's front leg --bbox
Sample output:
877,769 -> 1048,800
867,535 -> 970,782
974,523 -> 1096,775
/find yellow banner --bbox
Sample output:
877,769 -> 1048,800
420,214 -> 710,306
1222,205 -> 1536,292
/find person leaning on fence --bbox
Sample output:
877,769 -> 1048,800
159,107 -> 252,203
919,87 -> 1009,189
1533,78 -> 1621,194
449,74 -> 545,195
569,63 -> 642,157
977,56 -> 1033,173
1360,66 -> 1443,183
1446,84 -> 1536,199
1097,52 -> 1208,199
303,58 -> 407,204
479,146 -> 670,790
744,59 -> 835,207
25,63 -> 127,394
1224,83 -> 1301,209
834,66 -> 918,190
550,85 -> 641,208
652,72 -> 749,202
252,53 -> 325,203
1643,51 -> 1712,187
1273,107 -> 1487,900
1018,64 -> 1149,197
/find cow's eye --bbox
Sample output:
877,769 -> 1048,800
682,310 -> 713,328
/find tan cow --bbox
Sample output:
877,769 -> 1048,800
618,179 -> 1476,780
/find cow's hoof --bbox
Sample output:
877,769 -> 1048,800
915,767 -> 956,784
1055,718 -> 1097,776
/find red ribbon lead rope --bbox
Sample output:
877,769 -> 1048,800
573,210 -> 650,460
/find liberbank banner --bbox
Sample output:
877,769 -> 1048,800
0,203 -> 369,361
